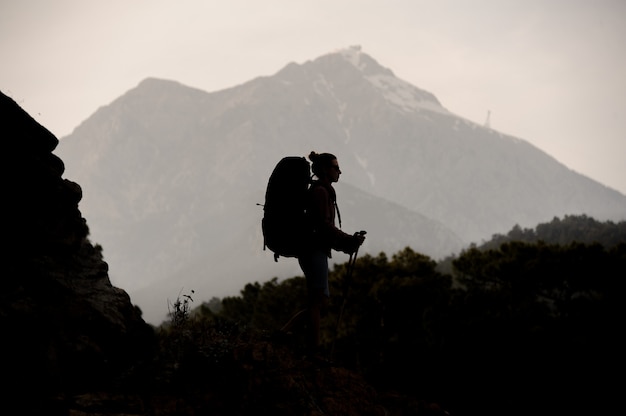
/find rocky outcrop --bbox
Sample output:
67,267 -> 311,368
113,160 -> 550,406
0,91 -> 153,413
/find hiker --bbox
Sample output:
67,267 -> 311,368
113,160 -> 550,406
281,151 -> 365,362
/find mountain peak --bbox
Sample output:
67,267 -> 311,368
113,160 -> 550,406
324,46 -> 446,114
318,45 -> 394,78
338,44 -> 363,64
272,46 -> 446,116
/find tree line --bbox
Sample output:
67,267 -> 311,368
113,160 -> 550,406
183,215 -> 625,415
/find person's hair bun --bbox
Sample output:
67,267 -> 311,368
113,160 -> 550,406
308,151 -> 337,178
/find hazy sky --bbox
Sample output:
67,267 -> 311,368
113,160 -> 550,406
3,0 -> 625,195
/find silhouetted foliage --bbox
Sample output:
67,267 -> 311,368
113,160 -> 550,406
484,214 -> 626,249
437,214 -> 626,275
445,240 -> 625,415
186,229 -> 624,415
152,216 -> 625,415
214,277 -> 308,330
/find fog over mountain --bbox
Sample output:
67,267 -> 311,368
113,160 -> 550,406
56,46 -> 626,324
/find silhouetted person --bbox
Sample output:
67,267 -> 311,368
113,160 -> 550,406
281,151 -> 365,363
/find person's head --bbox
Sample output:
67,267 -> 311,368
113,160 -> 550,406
309,151 -> 341,183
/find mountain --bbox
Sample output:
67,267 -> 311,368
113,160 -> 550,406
56,46 -> 626,324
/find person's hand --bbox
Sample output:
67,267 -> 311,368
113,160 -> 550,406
340,231 -> 367,254
353,230 -> 366,247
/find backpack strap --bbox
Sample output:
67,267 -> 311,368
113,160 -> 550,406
335,200 -> 342,229
310,180 -> 342,229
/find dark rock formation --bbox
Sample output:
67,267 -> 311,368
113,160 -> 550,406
0,91 -> 153,413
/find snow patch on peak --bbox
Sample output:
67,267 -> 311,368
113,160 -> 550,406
355,153 -> 375,187
334,45 -> 365,71
355,152 -> 368,169
329,45 -> 393,77
366,74 -> 449,115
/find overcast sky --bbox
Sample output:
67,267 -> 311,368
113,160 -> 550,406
2,0 -> 625,195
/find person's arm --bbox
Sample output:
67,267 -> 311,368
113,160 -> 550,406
311,186 -> 362,254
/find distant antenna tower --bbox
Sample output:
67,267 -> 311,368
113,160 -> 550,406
484,110 -> 491,128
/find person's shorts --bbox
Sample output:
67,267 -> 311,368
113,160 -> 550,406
298,250 -> 329,297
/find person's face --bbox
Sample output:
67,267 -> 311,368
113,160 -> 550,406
326,158 -> 341,183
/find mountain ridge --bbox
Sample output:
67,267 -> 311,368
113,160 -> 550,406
56,47 -> 626,324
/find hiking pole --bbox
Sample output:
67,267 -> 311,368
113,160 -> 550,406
331,231 -> 366,361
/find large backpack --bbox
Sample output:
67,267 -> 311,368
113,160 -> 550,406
262,156 -> 312,261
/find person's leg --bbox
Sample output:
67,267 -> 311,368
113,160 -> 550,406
308,288 -> 329,350
280,250 -> 327,335
299,250 -> 330,357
